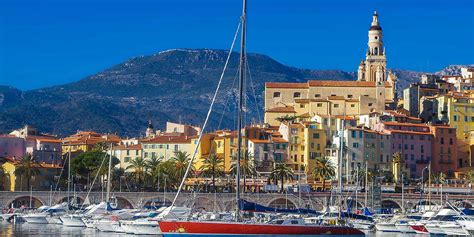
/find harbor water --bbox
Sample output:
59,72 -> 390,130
0,223 -> 426,237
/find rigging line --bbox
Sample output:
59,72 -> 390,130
51,153 -> 68,201
169,20 -> 242,211
80,150 -> 109,209
245,54 -> 262,124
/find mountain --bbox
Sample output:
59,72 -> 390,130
0,49 -> 468,136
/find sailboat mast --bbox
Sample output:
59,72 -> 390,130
236,0 -> 247,221
106,142 -> 113,202
67,145 -> 71,207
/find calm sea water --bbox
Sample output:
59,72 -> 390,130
0,223 -> 426,237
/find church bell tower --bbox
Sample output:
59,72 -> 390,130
357,11 -> 387,83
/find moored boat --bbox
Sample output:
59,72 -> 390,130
159,219 -> 365,236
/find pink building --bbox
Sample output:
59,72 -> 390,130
375,122 -> 433,179
0,135 -> 25,159
25,136 -> 62,165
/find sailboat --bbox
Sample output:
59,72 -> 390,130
158,0 -> 364,236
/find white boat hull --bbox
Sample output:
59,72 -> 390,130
395,223 -> 415,233
60,215 -> 86,227
457,220 -> 474,235
22,214 -> 49,224
375,222 -> 398,232
425,223 -> 445,235
127,219 -> 162,235
97,220 -> 117,232
439,222 -> 469,236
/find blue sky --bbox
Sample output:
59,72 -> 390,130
0,0 -> 473,90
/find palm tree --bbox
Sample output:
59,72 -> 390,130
312,156 -> 335,191
270,163 -> 294,192
200,155 -> 225,192
126,157 -> 148,190
146,156 -> 162,189
170,151 -> 195,181
14,154 -> 41,191
392,152 -> 404,183
231,151 -> 256,191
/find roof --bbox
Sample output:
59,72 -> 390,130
266,80 -> 392,89
383,121 -> 429,128
114,144 -> 142,150
249,139 -> 271,144
308,80 -> 392,88
387,130 -> 433,136
265,82 -> 308,89
141,135 -> 191,144
272,137 -> 288,143
369,25 -> 382,31
327,96 -> 345,100
265,106 -> 296,113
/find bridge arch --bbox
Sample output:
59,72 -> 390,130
8,195 -> 45,208
453,200 -> 473,208
267,197 -> 297,209
142,198 -> 173,208
381,199 -> 402,210
56,196 -> 84,205
114,196 -> 135,209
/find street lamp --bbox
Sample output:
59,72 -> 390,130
418,165 -> 429,212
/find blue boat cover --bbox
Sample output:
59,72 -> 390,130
238,199 -> 319,215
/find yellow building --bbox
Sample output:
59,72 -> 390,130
278,121 -> 326,178
62,131 -> 121,155
1,157 -> 61,191
141,135 -> 193,161
435,92 -> 474,167
110,144 -> 142,170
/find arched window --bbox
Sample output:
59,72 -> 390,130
374,47 -> 379,55
273,92 -> 281,98
293,92 -> 301,98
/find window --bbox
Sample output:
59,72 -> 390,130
125,157 -> 131,162
293,92 -> 301,98
348,95 -> 353,98
315,94 -> 321,98
311,142 -> 314,148
404,144 -> 408,149
454,115 -> 458,121
282,144 -> 287,149
368,103 -> 373,106
126,150 -> 130,155
441,138 -> 444,144
144,152 -> 149,158
410,154 -> 414,160
465,116 -> 469,122
352,143 -> 359,148
135,150 -> 139,155
411,144 -> 414,150
313,133 -> 320,139
300,104 -> 305,108
450,138 -> 453,145
273,92 -> 280,98
317,144 -> 321,150
331,94 -> 337,96
334,104 -> 339,108
275,144 -> 280,149
351,130 -> 356,138
323,119 -> 328,125
351,104 -> 355,108
404,154 -> 408,160
381,142 -> 384,148
317,103 -> 322,107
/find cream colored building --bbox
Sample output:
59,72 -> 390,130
264,12 -> 396,126
141,135 -> 193,161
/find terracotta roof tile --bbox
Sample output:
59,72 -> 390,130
265,106 -> 296,113
265,82 -> 308,89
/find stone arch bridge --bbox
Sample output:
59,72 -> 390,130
1,191 -> 474,211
